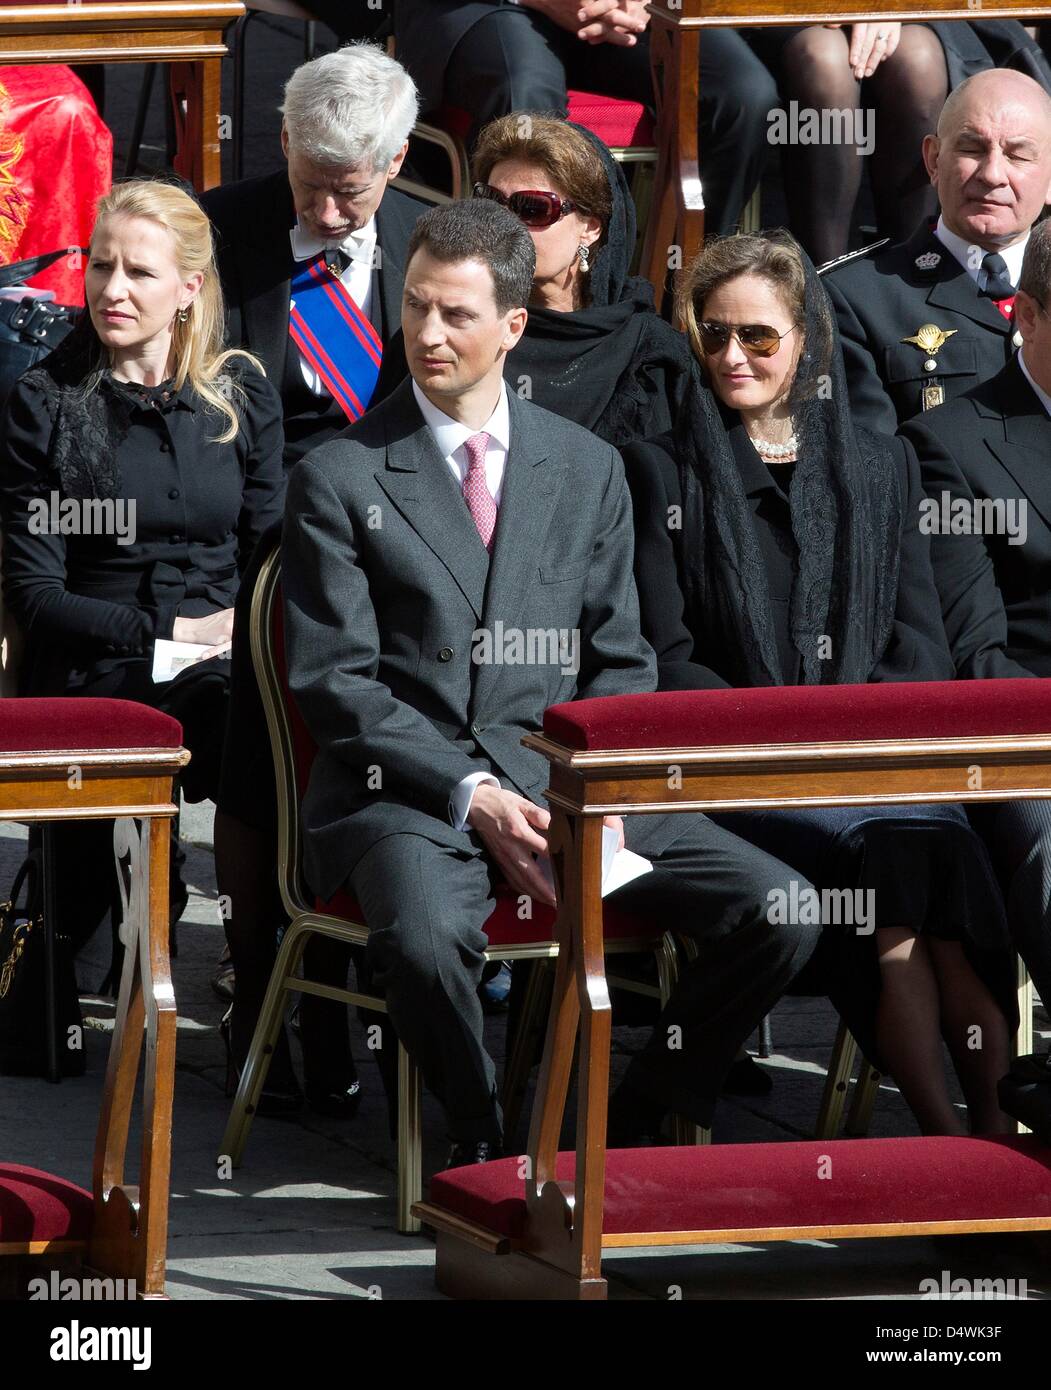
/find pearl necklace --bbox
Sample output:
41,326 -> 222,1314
749,435 -> 798,458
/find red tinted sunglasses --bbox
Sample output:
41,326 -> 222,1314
472,182 -> 578,229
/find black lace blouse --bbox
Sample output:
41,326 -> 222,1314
0,358 -> 286,697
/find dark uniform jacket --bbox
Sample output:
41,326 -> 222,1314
201,171 -> 425,464
823,221 -> 1023,434
900,357 -> 1051,680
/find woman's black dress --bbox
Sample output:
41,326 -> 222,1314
625,230 -> 1020,1058
0,339 -> 286,947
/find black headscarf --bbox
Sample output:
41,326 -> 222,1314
503,122 -> 692,447
676,231 -> 902,687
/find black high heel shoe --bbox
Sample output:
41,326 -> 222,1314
304,1079 -> 363,1118
219,1006 -> 303,1117
288,1003 -> 363,1119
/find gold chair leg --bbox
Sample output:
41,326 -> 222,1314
1014,956 -> 1034,1134
816,1017 -> 858,1140
739,185 -> 762,234
1015,956 -> 1034,1060
501,959 -> 553,1147
844,1060 -> 881,1137
218,916 -> 310,1168
396,1041 -> 422,1235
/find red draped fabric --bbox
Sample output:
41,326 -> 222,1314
0,65 -> 112,306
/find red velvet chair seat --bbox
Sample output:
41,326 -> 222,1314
0,1164 -> 93,1245
543,680 -> 1051,753
1,699 -> 183,754
430,1136 -> 1051,1240
436,91 -> 654,149
319,887 -> 656,947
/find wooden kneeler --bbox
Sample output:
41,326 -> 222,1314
416,680 -> 1051,1299
0,698 -> 188,1298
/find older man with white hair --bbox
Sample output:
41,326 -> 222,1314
203,41 -> 425,463
824,67 -> 1051,433
202,44 -> 428,1121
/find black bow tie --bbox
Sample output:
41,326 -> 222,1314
323,246 -> 353,277
980,252 -> 1015,301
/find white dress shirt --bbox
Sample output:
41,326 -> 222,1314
410,380 -> 512,828
1018,347 -> 1051,418
935,215 -> 1028,293
289,217 -> 378,397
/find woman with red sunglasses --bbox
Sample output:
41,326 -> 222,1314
618,231 -> 1017,1139
471,114 -> 692,450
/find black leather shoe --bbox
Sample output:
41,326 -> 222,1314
305,1079 -> 363,1119
998,1052 -> 1051,1142
444,1139 -> 502,1169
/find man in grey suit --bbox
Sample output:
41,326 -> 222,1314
282,201 -> 820,1164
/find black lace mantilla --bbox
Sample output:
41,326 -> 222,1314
20,321 -> 192,501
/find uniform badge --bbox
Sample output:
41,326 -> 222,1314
914,251 -> 941,270
902,324 -> 957,356
922,385 -> 945,410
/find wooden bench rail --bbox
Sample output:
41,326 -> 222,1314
0,733 -> 188,1296
506,724 -> 1051,1297
641,0 -> 1051,293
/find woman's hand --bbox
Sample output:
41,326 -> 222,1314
172,608 -> 235,659
825,22 -> 902,79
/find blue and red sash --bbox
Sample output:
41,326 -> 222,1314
288,254 -> 382,421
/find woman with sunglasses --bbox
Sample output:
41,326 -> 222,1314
622,231 -> 1016,1137
471,114 -> 692,449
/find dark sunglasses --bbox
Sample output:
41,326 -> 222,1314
698,320 -> 798,358
472,182 -> 578,229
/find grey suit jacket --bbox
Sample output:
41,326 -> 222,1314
282,377 -> 663,898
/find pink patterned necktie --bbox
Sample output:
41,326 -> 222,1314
462,431 -> 497,551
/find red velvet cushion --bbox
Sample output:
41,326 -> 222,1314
319,884 -> 657,946
0,1164 -> 92,1244
430,1136 -> 1051,1240
543,680 -> 1051,753
0,699 -> 182,754
436,92 -> 653,149
566,92 -> 654,147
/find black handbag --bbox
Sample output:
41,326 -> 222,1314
0,248 -> 83,419
0,848 -> 85,1077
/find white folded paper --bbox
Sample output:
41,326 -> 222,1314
538,824 -> 652,901
152,638 -> 213,683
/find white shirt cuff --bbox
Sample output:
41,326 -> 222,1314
450,772 -> 500,830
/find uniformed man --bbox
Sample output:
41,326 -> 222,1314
823,68 -> 1051,433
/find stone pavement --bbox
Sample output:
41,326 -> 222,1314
1,21 -> 1047,1305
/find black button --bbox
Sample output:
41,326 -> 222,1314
160,441 -> 171,453
168,488 -> 180,500
170,534 -> 182,543
438,647 -> 453,662
472,721 -> 486,736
